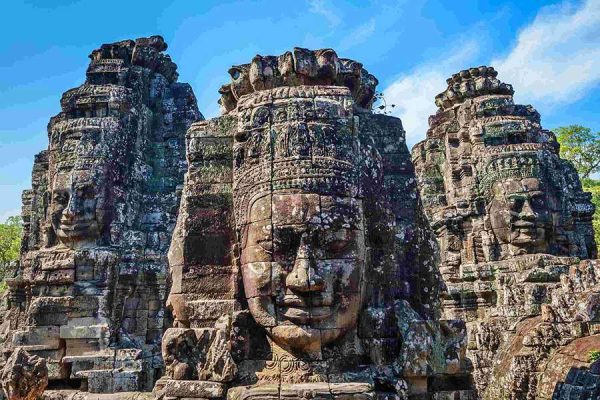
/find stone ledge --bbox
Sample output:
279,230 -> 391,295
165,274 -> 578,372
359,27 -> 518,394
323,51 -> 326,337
156,379 -> 226,399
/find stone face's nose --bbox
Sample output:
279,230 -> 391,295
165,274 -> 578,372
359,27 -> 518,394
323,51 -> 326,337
285,235 -> 325,293
519,198 -> 536,220
63,192 -> 78,220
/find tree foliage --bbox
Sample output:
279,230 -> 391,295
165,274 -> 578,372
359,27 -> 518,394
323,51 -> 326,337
582,179 -> 600,247
0,216 -> 22,292
555,125 -> 600,180
556,125 -> 600,247
588,349 -> 600,363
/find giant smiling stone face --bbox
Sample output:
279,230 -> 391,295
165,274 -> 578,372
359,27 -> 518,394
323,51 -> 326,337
487,177 -> 553,256
49,169 -> 107,248
240,192 -> 365,353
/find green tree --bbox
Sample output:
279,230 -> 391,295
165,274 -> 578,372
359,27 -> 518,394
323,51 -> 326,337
582,180 -> 600,246
0,216 -> 22,293
555,125 -> 600,180
555,125 -> 600,246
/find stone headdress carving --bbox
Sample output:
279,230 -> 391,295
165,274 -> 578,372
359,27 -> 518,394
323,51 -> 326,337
232,86 -> 360,228
477,152 -> 541,196
218,47 -> 378,113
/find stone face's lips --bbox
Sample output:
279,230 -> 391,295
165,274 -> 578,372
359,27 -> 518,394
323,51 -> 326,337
278,294 -> 333,307
58,221 -> 93,233
280,306 -> 332,324
512,221 -> 537,242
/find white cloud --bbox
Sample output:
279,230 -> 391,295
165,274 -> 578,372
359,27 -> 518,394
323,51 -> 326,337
492,0 -> 600,106
382,0 -> 600,148
383,41 -> 479,146
338,18 -> 376,51
308,0 -> 341,27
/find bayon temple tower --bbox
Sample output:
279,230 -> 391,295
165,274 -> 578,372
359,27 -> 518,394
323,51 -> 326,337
413,67 -> 600,399
1,36 -> 200,393
0,37 -> 598,400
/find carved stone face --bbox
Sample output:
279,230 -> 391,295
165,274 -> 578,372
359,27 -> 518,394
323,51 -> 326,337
240,192 -> 365,353
487,177 -> 552,256
49,169 -> 106,248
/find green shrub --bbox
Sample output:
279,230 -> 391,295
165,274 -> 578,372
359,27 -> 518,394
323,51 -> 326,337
587,350 -> 600,363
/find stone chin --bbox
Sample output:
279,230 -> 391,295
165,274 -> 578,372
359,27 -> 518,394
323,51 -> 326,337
258,294 -> 362,352
55,220 -> 100,248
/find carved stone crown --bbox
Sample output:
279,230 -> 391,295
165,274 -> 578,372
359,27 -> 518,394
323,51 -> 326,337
435,66 -> 514,109
232,86 -> 360,226
219,47 -> 378,113
86,35 -> 178,83
477,152 -> 541,195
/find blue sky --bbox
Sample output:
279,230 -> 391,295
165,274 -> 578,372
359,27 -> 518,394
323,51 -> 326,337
1,0 -> 599,220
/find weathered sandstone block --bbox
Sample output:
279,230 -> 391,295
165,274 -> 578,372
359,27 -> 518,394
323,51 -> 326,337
1,348 -> 48,400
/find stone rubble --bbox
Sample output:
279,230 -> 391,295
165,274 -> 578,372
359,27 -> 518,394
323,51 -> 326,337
0,348 -> 48,400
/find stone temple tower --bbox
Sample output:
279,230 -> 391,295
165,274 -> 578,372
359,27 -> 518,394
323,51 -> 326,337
412,67 -> 600,399
154,48 -> 475,400
1,36 -> 201,393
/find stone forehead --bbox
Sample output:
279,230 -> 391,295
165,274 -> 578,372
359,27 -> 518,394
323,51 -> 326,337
491,177 -> 543,196
248,193 -> 362,227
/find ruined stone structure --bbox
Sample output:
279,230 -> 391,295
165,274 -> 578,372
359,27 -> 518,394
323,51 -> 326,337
2,36 -> 599,400
154,48 -> 474,400
1,349 -> 48,400
412,66 -> 600,399
1,36 -> 200,394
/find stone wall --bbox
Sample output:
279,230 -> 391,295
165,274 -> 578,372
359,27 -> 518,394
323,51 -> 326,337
1,36 -> 201,394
